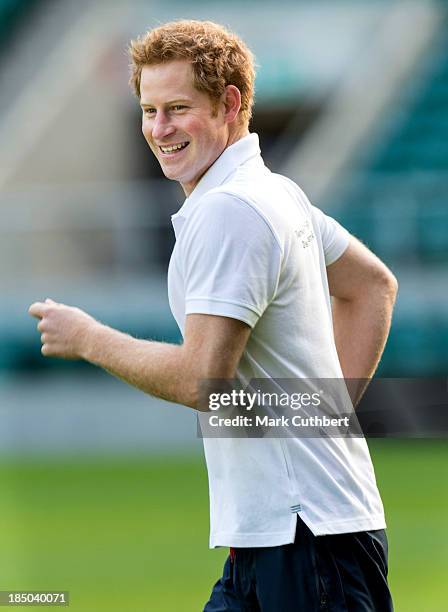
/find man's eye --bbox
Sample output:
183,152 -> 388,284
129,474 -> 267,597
171,105 -> 186,111
144,108 -> 156,115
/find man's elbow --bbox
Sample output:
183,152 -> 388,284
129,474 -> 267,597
377,267 -> 398,304
345,263 -> 398,308
185,393 -> 201,411
180,377 -> 202,411
187,380 -> 224,413
187,363 -> 238,412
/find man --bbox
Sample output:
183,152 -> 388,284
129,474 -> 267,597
29,20 -> 397,611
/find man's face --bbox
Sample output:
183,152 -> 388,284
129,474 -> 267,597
140,60 -> 229,195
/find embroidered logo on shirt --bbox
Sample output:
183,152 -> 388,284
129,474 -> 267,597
294,219 -> 315,249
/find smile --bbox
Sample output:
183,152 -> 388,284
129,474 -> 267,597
159,142 -> 190,154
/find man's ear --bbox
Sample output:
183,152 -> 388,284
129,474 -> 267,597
223,85 -> 242,124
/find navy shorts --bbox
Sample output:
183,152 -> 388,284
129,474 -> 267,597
204,516 -> 393,611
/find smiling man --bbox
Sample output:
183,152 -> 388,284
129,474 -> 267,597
29,20 -> 396,611
138,59 -> 247,193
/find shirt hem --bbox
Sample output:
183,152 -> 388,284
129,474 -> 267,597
185,299 -> 259,327
300,513 -> 387,537
209,514 -> 387,547
210,529 -> 297,549
324,230 -> 350,266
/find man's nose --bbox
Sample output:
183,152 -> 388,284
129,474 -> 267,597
151,112 -> 175,141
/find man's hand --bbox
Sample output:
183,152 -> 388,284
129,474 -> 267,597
28,298 -> 99,360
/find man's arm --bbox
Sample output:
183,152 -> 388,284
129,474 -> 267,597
28,299 -> 251,411
327,236 -> 398,404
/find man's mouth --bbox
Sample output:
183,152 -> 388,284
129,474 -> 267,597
159,141 -> 190,154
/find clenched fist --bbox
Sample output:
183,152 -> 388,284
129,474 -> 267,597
28,298 -> 100,360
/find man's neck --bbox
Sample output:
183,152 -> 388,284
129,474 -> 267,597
226,124 -> 250,148
181,125 -> 251,196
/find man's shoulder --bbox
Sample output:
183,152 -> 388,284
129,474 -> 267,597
183,183 -> 283,252
191,184 -> 269,229
197,167 -> 302,210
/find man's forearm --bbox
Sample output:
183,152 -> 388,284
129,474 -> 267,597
332,278 -> 397,403
29,300 -> 250,411
82,324 -> 197,408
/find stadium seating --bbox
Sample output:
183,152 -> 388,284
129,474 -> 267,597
0,0 -> 38,49
327,18 -> 448,374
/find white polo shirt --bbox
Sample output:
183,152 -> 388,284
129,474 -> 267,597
168,133 -> 386,548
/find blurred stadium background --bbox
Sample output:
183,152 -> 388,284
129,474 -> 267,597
0,0 -> 447,610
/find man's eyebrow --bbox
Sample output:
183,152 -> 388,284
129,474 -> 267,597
140,98 -> 192,108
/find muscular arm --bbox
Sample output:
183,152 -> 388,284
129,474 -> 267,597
327,236 -> 398,404
28,299 -> 251,411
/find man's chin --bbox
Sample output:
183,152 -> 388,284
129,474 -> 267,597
161,168 -> 182,182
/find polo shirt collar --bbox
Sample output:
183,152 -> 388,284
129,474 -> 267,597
171,133 -> 262,236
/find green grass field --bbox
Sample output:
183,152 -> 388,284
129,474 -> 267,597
0,441 -> 446,611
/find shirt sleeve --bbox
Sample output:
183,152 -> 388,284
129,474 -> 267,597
311,205 -> 350,265
179,192 -> 283,328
